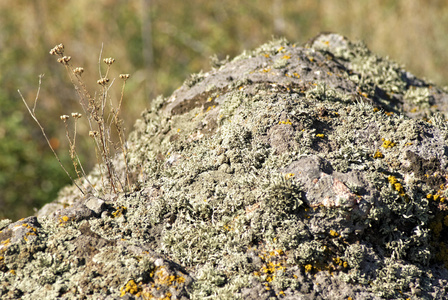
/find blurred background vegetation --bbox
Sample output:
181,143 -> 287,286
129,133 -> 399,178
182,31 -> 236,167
1,0 -> 447,221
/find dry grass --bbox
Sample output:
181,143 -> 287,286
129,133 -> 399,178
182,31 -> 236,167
19,44 -> 131,197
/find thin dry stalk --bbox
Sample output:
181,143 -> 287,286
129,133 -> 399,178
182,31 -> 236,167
116,75 -> 131,190
18,75 -> 86,195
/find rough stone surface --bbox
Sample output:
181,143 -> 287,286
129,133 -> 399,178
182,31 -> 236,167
2,33 -> 448,299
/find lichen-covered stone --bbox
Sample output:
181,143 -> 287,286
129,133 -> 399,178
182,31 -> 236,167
2,33 -> 448,299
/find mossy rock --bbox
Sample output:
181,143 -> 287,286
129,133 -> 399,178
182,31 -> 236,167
2,33 -> 448,299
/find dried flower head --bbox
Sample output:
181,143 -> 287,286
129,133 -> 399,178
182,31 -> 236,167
73,67 -> 84,75
57,56 -> 71,65
119,74 -> 130,80
71,112 -> 82,119
49,44 -> 64,56
97,78 -> 110,86
89,131 -> 99,137
103,58 -> 115,65
60,115 -> 70,121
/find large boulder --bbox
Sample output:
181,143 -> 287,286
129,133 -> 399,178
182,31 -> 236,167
2,33 -> 448,299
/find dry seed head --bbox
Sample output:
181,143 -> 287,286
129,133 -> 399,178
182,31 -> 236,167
119,74 -> 130,80
89,131 -> 99,137
103,57 -> 115,65
97,78 -> 110,86
71,112 -> 82,119
60,115 -> 70,121
57,56 -> 71,65
73,67 -> 84,75
49,44 -> 64,56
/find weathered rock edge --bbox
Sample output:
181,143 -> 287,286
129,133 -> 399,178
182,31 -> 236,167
2,33 -> 448,299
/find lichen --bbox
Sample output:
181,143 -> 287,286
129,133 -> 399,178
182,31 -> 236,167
3,33 -> 448,299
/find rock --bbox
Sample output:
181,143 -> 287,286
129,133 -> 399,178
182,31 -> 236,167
2,33 -> 448,299
85,197 -> 107,215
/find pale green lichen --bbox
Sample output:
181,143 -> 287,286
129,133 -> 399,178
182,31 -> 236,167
3,34 -> 448,299
404,86 -> 432,108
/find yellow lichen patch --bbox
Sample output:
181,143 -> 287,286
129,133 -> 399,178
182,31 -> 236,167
387,176 -> 407,198
333,257 -> 348,269
373,150 -> 384,158
278,119 -> 292,125
120,279 -> 142,297
329,229 -> 339,237
304,264 -> 313,272
253,247 -> 289,288
381,138 -> 396,149
426,182 -> 448,203
282,55 -> 291,60
154,266 -> 186,287
358,90 -> 368,98
316,133 -> 325,138
270,249 -> 284,256
112,206 -> 127,218
161,292 -> 172,300
223,224 -> 232,231
285,173 -> 295,179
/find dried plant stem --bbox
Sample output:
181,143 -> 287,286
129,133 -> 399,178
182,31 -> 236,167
18,75 -> 85,195
116,80 -> 131,191
39,43 -> 132,196
62,118 -> 81,179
